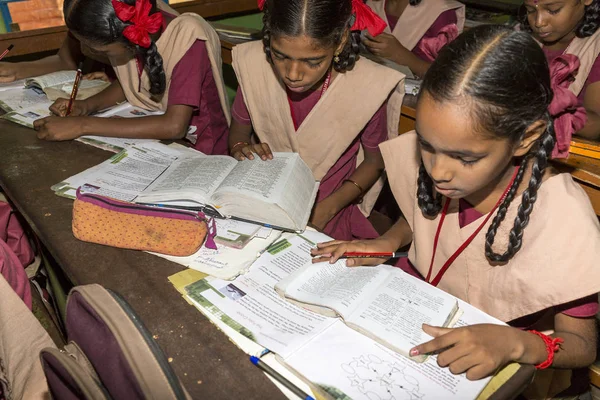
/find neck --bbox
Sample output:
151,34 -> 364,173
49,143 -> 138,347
464,161 -> 517,214
385,0 -> 410,17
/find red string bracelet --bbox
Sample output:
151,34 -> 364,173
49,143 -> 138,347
528,330 -> 564,370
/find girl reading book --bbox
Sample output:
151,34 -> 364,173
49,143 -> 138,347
521,0 -> 600,141
228,0 -> 405,241
312,25 -> 600,398
363,0 -> 466,77
33,0 -> 230,155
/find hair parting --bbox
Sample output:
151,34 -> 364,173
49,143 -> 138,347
417,25 -> 555,262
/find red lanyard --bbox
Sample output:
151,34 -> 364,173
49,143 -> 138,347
426,166 -> 520,287
287,68 -> 332,131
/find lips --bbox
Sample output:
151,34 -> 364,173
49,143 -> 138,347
537,31 -> 552,39
286,85 -> 306,93
435,186 -> 459,197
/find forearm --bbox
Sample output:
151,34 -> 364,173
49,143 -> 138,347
379,217 -> 413,250
512,316 -> 597,369
392,51 -> 431,78
13,55 -> 75,80
80,110 -> 191,140
83,81 -> 127,114
228,120 -> 253,150
575,109 -> 600,140
323,157 -> 384,215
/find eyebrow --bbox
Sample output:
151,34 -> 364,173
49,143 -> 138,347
416,132 -> 486,158
270,46 -> 328,62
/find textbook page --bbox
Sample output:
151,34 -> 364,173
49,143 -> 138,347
0,88 -> 49,112
1,101 -> 53,128
152,219 -> 282,280
283,298 -> 498,400
211,152 -> 318,230
276,260 -> 392,318
136,153 -> 238,207
191,231 -> 338,358
0,79 -> 26,92
75,136 -> 159,153
346,268 -> 460,358
26,70 -> 77,90
53,142 -> 181,200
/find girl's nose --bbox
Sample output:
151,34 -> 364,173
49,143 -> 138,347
286,61 -> 303,82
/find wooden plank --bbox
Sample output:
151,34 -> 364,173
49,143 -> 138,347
0,0 -> 258,58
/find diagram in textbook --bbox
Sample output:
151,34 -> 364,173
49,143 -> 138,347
341,354 -> 424,400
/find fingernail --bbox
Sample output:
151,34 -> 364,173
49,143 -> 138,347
409,348 -> 419,357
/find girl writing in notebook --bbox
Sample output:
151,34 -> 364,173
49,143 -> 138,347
522,0 -> 600,140
313,26 -> 600,398
363,0 -> 465,77
33,0 -> 230,155
229,0 -> 405,241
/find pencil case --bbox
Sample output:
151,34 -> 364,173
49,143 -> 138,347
72,189 -> 216,256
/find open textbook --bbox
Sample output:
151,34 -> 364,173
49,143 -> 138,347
53,143 -> 319,232
25,70 -> 110,101
275,262 -> 461,361
184,231 -> 503,400
135,151 -> 319,232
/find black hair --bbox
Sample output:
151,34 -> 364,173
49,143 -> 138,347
519,0 -> 600,38
417,25 -> 556,263
260,0 -> 360,72
63,0 -> 166,96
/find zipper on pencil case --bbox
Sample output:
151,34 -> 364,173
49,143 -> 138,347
79,192 -> 206,222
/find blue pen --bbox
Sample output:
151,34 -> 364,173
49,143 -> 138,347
249,356 -> 315,400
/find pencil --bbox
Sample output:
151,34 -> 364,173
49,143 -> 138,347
0,44 -> 14,61
66,62 -> 84,116
339,251 -> 408,259
249,356 -> 315,400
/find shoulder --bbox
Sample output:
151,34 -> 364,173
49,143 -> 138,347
165,13 -> 215,37
232,40 -> 265,60
380,132 -> 420,181
533,173 -> 600,237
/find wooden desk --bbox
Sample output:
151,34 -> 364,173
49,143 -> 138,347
0,121 -> 285,399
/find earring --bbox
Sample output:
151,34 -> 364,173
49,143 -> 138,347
334,54 -> 340,63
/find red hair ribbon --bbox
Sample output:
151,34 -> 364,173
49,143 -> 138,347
548,54 -> 587,159
111,0 -> 163,48
257,0 -> 266,11
351,0 -> 387,36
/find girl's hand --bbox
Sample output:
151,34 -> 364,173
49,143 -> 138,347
311,237 -> 397,266
49,98 -> 90,117
231,143 -> 273,161
83,71 -> 110,82
0,62 -> 19,83
34,116 -> 85,141
363,33 -> 408,60
410,324 -> 523,381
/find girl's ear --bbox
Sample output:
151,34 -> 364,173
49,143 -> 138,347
336,29 -> 350,55
513,119 -> 546,156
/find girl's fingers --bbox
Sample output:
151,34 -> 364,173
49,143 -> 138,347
241,146 -> 255,160
447,354 -> 480,376
33,117 -> 48,130
253,145 -> 268,160
464,363 -> 494,381
410,325 -> 457,357
261,143 -> 274,160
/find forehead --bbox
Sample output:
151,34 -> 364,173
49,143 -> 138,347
523,0 -> 567,5
271,34 -> 329,55
416,93 -> 499,150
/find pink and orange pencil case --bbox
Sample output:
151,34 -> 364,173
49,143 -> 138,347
72,189 -> 216,256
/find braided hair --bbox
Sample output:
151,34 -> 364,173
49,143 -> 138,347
261,0 -> 360,72
64,0 -> 166,96
519,0 -> 600,38
418,25 -> 555,263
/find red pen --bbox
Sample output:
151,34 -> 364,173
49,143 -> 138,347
0,44 -> 14,61
66,62 -> 84,116
339,251 -> 408,259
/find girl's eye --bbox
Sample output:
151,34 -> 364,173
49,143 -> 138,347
272,52 -> 285,60
525,6 -> 535,14
548,7 -> 562,15
459,158 -> 479,166
307,62 -> 322,69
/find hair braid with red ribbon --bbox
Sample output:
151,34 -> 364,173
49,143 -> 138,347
111,0 -> 163,48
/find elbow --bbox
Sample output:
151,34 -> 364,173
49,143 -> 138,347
165,121 -> 188,140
